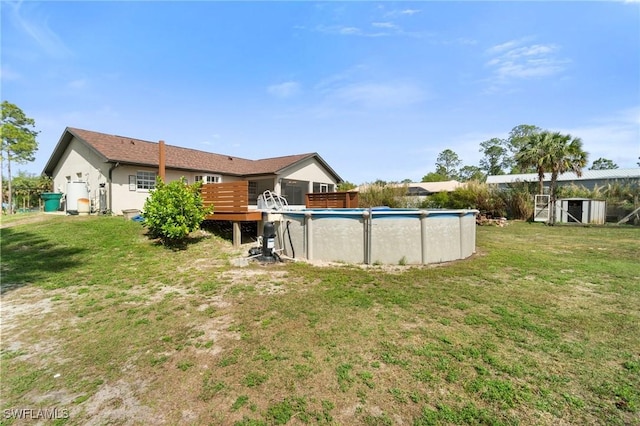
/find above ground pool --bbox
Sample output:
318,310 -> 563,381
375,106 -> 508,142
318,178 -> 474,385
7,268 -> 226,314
265,208 -> 478,265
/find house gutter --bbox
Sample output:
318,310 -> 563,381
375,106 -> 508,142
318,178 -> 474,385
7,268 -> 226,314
108,162 -> 120,214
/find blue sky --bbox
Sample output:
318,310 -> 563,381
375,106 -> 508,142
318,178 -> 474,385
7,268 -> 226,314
2,1 -> 639,184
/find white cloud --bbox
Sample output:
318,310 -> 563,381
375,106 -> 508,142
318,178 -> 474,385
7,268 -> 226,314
315,24 -> 390,37
67,78 -> 88,89
312,65 -> 427,111
7,1 -> 72,58
486,38 -> 569,82
0,66 -> 22,81
383,8 -> 422,18
372,22 -> 397,29
267,81 -> 301,98
487,39 -> 527,55
329,81 -> 426,109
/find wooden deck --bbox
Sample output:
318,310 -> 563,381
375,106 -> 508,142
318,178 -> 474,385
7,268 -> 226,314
201,181 -> 262,247
201,183 -> 359,246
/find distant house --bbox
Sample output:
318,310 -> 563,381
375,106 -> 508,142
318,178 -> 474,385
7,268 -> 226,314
42,127 -> 342,214
354,180 -> 463,195
404,181 -> 463,196
486,169 -> 640,192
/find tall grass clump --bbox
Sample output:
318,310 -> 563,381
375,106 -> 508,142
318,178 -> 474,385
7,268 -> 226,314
422,181 -> 505,216
497,182 -> 537,220
358,182 -> 412,208
556,183 -> 603,199
604,180 -> 640,208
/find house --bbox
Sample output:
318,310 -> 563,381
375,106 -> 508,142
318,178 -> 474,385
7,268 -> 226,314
486,169 -> 640,192
42,127 -> 343,215
354,180 -> 463,195
404,181 -> 463,196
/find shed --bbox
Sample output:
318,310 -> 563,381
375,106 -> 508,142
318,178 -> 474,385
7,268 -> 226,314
555,198 -> 606,224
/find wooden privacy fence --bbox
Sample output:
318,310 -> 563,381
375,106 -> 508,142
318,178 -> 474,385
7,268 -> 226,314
305,191 -> 359,209
201,181 -> 249,212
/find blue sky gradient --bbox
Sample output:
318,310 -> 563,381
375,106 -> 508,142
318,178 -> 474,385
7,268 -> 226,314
2,1 -> 639,184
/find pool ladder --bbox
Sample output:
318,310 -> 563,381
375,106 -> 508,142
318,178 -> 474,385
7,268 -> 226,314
258,190 -> 288,211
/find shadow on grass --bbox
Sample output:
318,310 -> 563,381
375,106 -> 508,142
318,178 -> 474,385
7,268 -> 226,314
0,228 -> 86,295
145,231 -> 210,251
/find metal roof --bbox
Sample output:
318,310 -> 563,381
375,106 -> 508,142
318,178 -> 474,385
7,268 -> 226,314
486,168 -> 640,184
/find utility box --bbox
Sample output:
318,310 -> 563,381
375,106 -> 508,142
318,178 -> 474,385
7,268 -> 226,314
41,192 -> 63,212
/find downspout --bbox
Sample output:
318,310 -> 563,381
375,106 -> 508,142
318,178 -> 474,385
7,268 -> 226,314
108,162 -> 120,214
158,140 -> 166,182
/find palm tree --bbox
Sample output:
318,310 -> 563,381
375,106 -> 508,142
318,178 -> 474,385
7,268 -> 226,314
546,133 -> 588,206
514,131 -> 554,195
515,131 -> 588,223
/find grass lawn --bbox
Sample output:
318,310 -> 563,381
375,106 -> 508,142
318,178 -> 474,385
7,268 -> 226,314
1,215 -> 639,425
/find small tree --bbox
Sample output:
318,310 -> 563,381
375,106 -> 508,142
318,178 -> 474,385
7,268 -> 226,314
459,165 -> 485,182
142,177 -> 210,245
507,124 -> 542,173
479,138 -> 510,176
421,172 -> 448,182
337,181 -> 357,191
589,158 -> 618,170
435,149 -> 462,180
1,101 -> 39,214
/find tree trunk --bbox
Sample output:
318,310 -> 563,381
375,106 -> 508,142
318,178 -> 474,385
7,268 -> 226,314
7,153 -> 12,214
549,173 -> 558,225
538,178 -> 544,195
0,155 -> 3,213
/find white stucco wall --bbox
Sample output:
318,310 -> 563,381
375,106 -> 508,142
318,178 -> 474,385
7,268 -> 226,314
280,158 -> 337,187
51,137 -> 109,212
110,167 -> 243,215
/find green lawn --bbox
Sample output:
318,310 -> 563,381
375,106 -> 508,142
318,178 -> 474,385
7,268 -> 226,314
1,215 -> 638,425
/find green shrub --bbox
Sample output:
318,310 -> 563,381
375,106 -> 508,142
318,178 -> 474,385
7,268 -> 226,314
421,191 -> 450,208
142,177 -> 210,244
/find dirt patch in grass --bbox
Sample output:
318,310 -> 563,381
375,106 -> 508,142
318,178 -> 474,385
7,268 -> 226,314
80,378 -> 158,425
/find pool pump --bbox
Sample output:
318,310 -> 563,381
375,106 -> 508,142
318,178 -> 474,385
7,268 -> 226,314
250,221 -> 279,263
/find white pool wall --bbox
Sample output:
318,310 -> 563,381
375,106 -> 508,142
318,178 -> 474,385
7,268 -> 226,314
267,208 -> 478,265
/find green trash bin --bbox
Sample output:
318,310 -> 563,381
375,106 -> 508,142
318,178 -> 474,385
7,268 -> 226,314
41,192 -> 63,212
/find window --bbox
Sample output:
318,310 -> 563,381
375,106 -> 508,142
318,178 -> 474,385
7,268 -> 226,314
248,181 -> 258,201
313,182 -> 330,193
136,171 -> 156,191
195,175 -> 221,184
